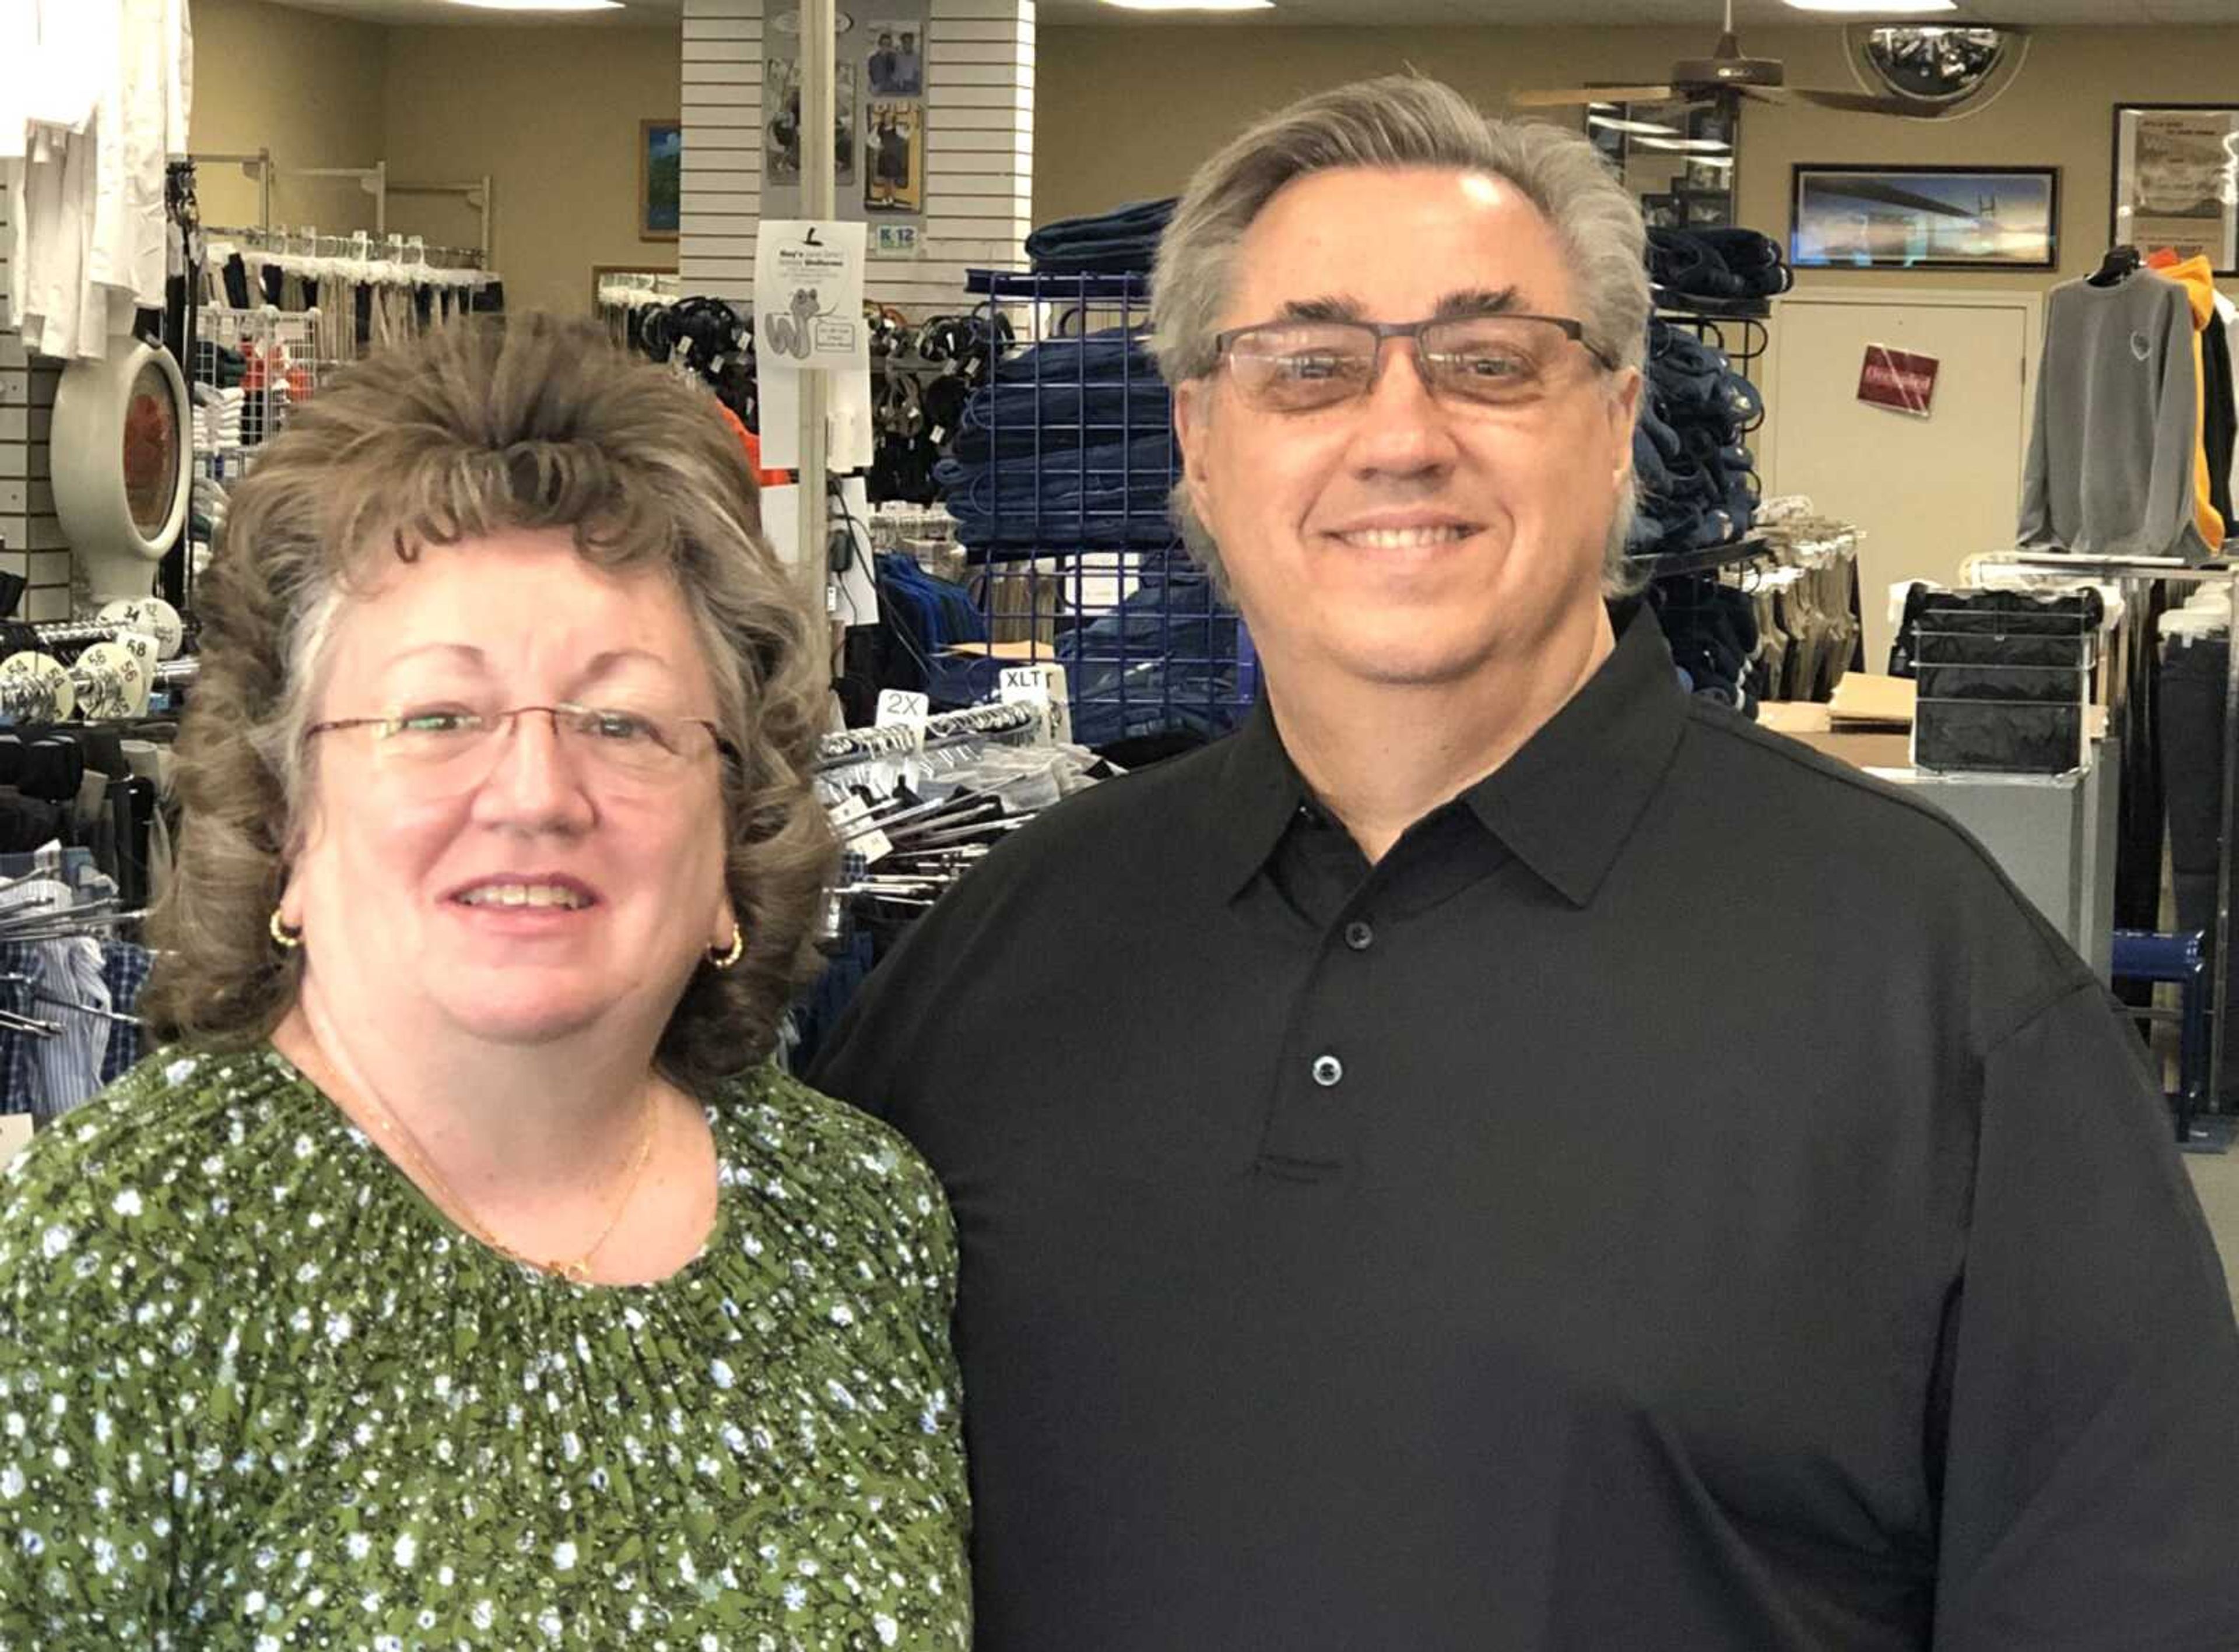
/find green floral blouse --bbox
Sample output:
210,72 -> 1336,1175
0,1046 -> 971,1650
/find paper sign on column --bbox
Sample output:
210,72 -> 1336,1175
754,221 -> 874,471
0,1115 -> 29,1166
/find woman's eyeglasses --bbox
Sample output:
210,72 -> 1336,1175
306,704 -> 735,793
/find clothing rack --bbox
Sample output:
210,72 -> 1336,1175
1974,552 -> 2239,1127
192,152 -> 494,263
815,701 -> 1041,770
203,226 -> 491,277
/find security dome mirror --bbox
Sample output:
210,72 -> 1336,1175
1847,25 -> 2027,117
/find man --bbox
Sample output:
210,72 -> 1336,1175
895,30 -> 922,94
869,30 -> 900,96
813,76 -> 2239,1650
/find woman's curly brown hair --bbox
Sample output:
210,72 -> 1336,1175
141,313 -> 837,1092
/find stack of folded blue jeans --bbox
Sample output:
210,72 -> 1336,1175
1057,567 -> 1246,748
1647,227 -> 1793,307
1652,579 -> 1761,718
1024,199 -> 1177,275
1629,319 -> 1764,559
936,331 -> 1180,553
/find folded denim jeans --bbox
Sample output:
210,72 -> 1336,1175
1026,199 -> 1178,274
950,382 -> 1174,464
991,332 -> 1162,385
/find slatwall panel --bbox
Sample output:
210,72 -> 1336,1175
0,198 -> 70,623
682,0 -> 1033,317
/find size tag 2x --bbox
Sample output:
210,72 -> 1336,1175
999,665 -> 1071,744
827,793 -> 894,866
874,689 -> 931,753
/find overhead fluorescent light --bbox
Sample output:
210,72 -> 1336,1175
1783,0 -> 1956,13
1588,114 -> 1682,137
1103,0 -> 1275,10
447,0 -> 625,10
1630,136 -> 1731,153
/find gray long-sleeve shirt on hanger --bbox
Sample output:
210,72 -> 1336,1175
2019,270 -> 2209,560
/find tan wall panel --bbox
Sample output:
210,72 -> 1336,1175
1035,23 -> 2239,302
188,0 -> 388,232
382,25 -> 685,318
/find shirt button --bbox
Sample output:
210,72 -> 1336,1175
1343,920 -> 1375,952
1311,1054 -> 1344,1088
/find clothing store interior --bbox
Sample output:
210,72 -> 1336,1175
5,0 -> 2239,1632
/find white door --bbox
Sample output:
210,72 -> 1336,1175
1764,291 -> 2037,669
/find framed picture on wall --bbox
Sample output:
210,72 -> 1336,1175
1791,164 -> 2059,271
2112,105 -> 2239,275
640,120 -> 682,242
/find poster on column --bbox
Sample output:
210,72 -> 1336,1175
757,3 -> 929,255
765,57 -> 858,189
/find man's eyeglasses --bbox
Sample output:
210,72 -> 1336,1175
1214,314 -> 1619,415
305,704 -> 736,795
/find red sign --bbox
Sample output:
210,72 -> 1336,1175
1858,345 -> 1939,417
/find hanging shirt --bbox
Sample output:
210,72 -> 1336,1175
2019,270 -> 2209,560
3,0 -> 190,359
2145,249 -> 2229,550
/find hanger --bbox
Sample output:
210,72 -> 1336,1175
2089,244 -> 2142,288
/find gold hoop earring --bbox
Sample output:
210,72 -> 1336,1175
707,929 -> 744,971
269,909 -> 303,951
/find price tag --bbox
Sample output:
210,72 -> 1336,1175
999,665 -> 1071,744
874,689 -> 930,751
828,794 -> 893,866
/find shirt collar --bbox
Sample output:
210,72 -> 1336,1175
1201,601 -> 1687,908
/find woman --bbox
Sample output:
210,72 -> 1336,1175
0,316 -> 971,1647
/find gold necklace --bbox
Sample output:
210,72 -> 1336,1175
353,1079 -> 661,1286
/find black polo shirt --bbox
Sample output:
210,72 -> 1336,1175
810,604 -> 2239,1651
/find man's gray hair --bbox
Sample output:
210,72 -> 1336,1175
1149,74 -> 1651,597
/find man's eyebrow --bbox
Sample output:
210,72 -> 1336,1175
1269,288 -> 1525,325
1275,296 -> 1366,324
1431,287 -> 1522,320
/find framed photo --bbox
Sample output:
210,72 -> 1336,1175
2112,105 -> 2239,275
1680,189 -> 1732,229
1791,164 -> 2059,271
865,100 -> 924,213
638,120 -> 681,242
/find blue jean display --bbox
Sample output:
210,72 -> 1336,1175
1024,199 -> 1177,275
939,434 -> 1180,551
1057,566 -> 1248,748
949,381 -> 1173,464
941,332 -> 1180,549
1627,319 -> 1763,559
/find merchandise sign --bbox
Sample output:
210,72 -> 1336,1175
1857,345 -> 1940,417
999,664 -> 1071,744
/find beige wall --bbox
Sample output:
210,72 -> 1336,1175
381,26 -> 682,318
188,3 -> 682,317
1037,23 -> 2239,299
188,0 -> 388,234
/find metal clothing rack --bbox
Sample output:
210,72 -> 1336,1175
190,151 -> 495,264
1974,552 -> 2239,1122
816,701 -> 1040,771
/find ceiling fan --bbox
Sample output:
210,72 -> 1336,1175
1512,0 -> 1947,120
